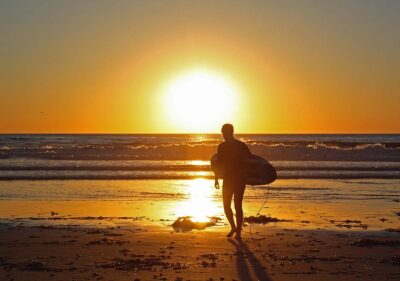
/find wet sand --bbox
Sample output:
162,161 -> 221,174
0,223 -> 399,281
0,179 -> 399,280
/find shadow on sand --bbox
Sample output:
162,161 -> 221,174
227,238 -> 271,281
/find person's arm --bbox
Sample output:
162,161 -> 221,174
214,145 -> 221,189
214,174 -> 220,189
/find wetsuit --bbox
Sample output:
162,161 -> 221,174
217,139 -> 251,216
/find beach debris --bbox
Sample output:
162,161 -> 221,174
278,255 -> 343,263
351,238 -> 400,247
197,253 -> 219,268
0,257 -> 62,272
0,257 -> 16,271
103,232 -> 123,237
335,223 -> 368,229
19,260 -> 48,271
199,253 -> 219,261
17,216 -> 147,221
385,228 -> 400,233
119,249 -> 130,255
243,215 -> 291,224
329,219 -> 368,229
96,257 -> 167,270
96,256 -> 185,271
86,229 -> 103,234
87,237 -> 129,246
171,216 -> 220,232
330,219 -> 361,224
42,240 -> 76,245
381,255 -> 400,266
395,211 -> 400,216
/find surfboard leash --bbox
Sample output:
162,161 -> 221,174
246,184 -> 271,241
241,185 -> 271,262
256,185 -> 271,216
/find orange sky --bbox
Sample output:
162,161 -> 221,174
0,1 -> 399,133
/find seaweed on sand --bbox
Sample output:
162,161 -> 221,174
351,238 -> 400,247
172,216 -> 220,232
381,255 -> 400,266
243,215 -> 291,224
385,228 -> 400,233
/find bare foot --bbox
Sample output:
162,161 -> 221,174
226,228 -> 237,237
235,230 -> 242,240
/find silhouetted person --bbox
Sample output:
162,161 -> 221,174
214,123 -> 251,239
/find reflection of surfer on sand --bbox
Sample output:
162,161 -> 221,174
214,123 -> 251,239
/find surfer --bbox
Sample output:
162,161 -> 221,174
214,123 -> 251,239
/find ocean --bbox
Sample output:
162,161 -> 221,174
0,134 -> 399,231
0,134 -> 400,180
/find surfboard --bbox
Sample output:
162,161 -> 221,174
210,154 -> 277,186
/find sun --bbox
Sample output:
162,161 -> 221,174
163,70 -> 237,132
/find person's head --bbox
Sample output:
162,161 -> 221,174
221,123 -> 234,140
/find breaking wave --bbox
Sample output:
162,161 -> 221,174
1,134 -> 400,179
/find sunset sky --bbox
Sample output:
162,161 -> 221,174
1,1 -> 399,133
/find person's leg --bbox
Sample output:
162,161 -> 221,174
222,185 -> 236,237
233,184 -> 246,239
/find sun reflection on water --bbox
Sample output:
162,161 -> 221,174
174,179 -> 221,222
189,160 -> 208,166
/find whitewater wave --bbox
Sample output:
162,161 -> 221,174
1,134 -> 400,178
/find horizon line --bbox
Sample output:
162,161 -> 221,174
0,132 -> 399,135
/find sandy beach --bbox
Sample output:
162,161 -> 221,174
0,222 -> 399,280
2,0 -> 400,279
0,179 -> 399,280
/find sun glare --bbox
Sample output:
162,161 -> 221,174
174,179 -> 220,222
164,70 -> 237,132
